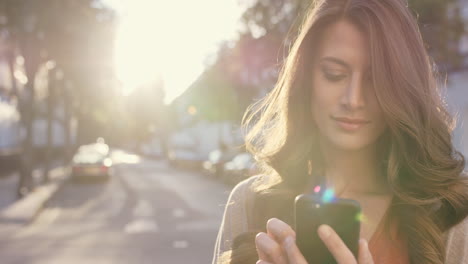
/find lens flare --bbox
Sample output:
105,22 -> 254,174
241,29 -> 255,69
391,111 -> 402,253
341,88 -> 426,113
355,212 -> 367,223
314,185 -> 321,193
321,188 -> 335,203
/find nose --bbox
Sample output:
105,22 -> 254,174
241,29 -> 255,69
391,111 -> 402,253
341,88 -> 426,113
340,73 -> 366,110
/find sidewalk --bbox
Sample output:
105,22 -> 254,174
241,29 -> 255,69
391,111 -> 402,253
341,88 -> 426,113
0,165 -> 69,226
0,172 -> 19,211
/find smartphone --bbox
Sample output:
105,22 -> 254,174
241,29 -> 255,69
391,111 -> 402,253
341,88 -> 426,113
294,193 -> 361,264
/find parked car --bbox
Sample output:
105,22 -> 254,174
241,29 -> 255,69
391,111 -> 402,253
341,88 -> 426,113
167,132 -> 204,169
203,148 -> 239,179
223,153 -> 258,184
140,138 -> 164,158
71,140 -> 112,181
168,148 -> 205,169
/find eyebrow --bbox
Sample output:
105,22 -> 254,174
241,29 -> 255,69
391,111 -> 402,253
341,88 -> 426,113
319,56 -> 351,70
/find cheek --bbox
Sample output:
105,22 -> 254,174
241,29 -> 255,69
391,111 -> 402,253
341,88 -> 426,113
311,87 -> 336,115
311,84 -> 325,123
310,90 -> 321,122
310,101 -> 320,126
370,104 -> 388,134
310,91 -> 335,134
310,72 -> 342,124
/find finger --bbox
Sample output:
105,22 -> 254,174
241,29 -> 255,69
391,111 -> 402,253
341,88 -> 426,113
266,218 -> 296,243
256,261 -> 273,264
282,236 -> 308,264
318,225 -> 357,264
255,232 -> 271,261
255,232 -> 288,264
358,239 -> 374,264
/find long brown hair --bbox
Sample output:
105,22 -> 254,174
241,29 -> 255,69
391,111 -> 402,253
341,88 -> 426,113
221,0 -> 468,263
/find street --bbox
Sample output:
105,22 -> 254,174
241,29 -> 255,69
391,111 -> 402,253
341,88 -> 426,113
0,151 -> 231,264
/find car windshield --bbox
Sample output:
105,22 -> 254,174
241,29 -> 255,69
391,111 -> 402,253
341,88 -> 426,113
73,151 -> 105,164
78,143 -> 109,157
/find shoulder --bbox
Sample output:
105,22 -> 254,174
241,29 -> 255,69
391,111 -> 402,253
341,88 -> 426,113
229,175 -> 261,200
221,175 -> 265,227
445,215 -> 468,238
444,209 -> 468,263
228,175 -> 265,204
213,175 -> 264,259
461,170 -> 468,178
222,175 -> 270,232
223,175 -> 264,221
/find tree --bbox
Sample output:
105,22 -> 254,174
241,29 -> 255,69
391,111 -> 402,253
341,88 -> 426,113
0,0 -> 116,196
408,0 -> 466,71
1,0 -> 47,196
237,0 -> 466,79
39,0 -> 117,147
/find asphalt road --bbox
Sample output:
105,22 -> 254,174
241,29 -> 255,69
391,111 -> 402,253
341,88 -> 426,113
0,151 -> 231,264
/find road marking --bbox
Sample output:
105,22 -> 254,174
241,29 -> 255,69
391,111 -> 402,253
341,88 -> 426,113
124,219 -> 159,234
172,208 -> 186,218
175,220 -> 221,231
172,240 -> 189,249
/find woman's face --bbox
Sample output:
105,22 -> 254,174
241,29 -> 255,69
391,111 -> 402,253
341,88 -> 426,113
311,19 -> 387,151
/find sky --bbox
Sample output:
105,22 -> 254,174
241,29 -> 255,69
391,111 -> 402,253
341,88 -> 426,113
105,0 -> 245,104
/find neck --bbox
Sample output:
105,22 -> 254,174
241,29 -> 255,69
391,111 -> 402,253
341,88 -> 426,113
318,139 -> 389,196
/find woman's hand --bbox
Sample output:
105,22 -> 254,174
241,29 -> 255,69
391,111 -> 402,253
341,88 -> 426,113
255,218 -> 374,264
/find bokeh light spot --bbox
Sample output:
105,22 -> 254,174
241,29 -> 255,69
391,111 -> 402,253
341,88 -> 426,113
321,188 -> 335,203
188,106 -> 197,115
314,185 -> 321,193
355,212 -> 367,223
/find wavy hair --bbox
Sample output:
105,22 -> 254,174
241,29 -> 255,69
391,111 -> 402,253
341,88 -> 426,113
220,0 -> 468,264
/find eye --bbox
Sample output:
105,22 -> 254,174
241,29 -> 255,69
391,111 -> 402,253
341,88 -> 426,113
323,72 -> 346,82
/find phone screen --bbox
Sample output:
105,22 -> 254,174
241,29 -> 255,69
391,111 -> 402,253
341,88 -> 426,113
294,194 -> 361,264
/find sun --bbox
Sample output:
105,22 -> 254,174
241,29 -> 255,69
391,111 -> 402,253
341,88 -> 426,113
112,0 -> 243,103
114,2 -> 168,96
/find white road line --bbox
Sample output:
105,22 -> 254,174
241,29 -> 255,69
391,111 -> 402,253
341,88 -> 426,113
124,219 -> 159,234
172,240 -> 189,249
172,208 -> 186,218
175,219 -> 221,232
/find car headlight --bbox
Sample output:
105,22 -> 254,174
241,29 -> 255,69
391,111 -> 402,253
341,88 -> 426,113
103,158 -> 113,167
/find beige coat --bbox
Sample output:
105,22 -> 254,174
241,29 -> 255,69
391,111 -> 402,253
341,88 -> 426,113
212,175 -> 468,264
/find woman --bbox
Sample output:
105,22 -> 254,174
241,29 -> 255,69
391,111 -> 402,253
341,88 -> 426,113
213,0 -> 468,263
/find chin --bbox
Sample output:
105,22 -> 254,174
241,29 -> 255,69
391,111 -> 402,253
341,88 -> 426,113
326,135 -> 377,152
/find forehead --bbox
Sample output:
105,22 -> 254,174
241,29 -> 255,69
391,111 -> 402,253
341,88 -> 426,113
316,19 -> 370,69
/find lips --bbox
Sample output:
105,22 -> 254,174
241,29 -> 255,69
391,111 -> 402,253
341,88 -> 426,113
332,116 -> 370,124
332,116 -> 370,132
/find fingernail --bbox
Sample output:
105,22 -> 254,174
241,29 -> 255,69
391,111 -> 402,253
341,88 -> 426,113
256,232 -> 267,241
318,225 -> 331,239
267,218 -> 278,225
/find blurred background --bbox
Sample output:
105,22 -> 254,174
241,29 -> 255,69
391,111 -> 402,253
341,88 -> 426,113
0,0 -> 466,263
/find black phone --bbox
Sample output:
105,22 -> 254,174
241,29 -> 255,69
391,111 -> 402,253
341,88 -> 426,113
294,193 -> 361,264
